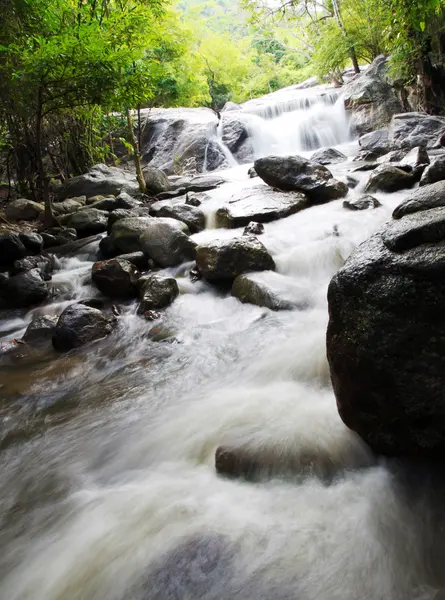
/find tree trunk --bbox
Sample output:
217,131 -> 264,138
36,87 -> 55,229
332,0 -> 360,74
126,108 -> 146,194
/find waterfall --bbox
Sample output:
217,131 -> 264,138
203,119 -> 238,173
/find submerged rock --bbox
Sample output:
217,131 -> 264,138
92,258 -> 140,299
420,156 -> 445,187
52,304 -> 115,352
343,195 -> 381,211
364,164 -> 415,193
327,206 -> 445,458
232,271 -> 310,310
254,155 -> 348,204
139,218 -> 196,267
137,275 -> 179,312
310,148 -> 347,165
0,269 -> 49,309
5,198 -> 44,221
392,181 -> 445,219
215,185 -> 309,228
196,236 -> 275,282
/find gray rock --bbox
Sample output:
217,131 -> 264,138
64,208 -> 108,237
327,206 -> 445,458
196,236 -> 275,282
88,193 -> 141,212
108,217 -> 154,254
52,199 -> 83,216
420,156 -> 445,187
232,271 -> 310,310
143,166 -> 170,195
254,155 -> 348,203
248,167 -> 257,179
107,206 -> 152,234
5,198 -> 44,221
364,164 -> 415,193
139,218 -> 196,267
150,202 -> 205,233
19,232 -> 43,254
10,254 -> 55,276
22,315 -> 57,344
137,275 -> 179,312
346,176 -> 359,189
41,227 -> 77,248
243,222 -> 264,235
399,146 -> 430,179
310,148 -> 347,165
342,56 -> 403,134
92,258 -> 140,298
0,232 -> 27,266
52,304 -> 115,352
343,195 -> 382,211
215,185 -> 309,228
58,164 -> 139,200
221,116 -> 249,154
376,150 -> 407,164
115,251 -> 151,271
0,269 -> 48,309
390,112 -> 445,150
358,129 -> 390,155
393,181 -> 445,219
185,192 -> 210,207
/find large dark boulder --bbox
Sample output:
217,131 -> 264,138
108,216 -> 154,254
0,233 -> 27,266
390,113 -> 445,150
58,164 -> 139,200
196,236 -> 275,282
139,218 -> 196,267
0,269 -> 49,308
19,232 -> 44,254
91,258 -> 140,298
364,164 -> 415,193
327,206 -> 445,458
150,202 -> 206,233
52,304 -> 115,352
420,156 -> 445,187
215,185 -> 309,228
137,275 -> 179,313
254,155 -> 348,204
392,181 -> 445,219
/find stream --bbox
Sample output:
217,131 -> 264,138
1,91 -> 445,600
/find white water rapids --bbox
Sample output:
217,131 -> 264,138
1,92 -> 445,600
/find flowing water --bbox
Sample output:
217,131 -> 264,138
1,92 -> 445,600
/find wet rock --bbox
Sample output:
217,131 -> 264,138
168,175 -> 225,195
254,155 -> 347,204
346,176 -> 359,189
399,146 -> 430,179
232,271 -> 310,310
150,202 -> 206,233
376,149 -> 407,164
390,112 -> 445,150
358,129 -> 390,156
5,198 -> 44,221
327,207 -> 445,458
108,216 -> 154,254
107,207 -> 152,234
143,166 -> 170,195
22,315 -> 57,344
342,56 -> 403,134
352,161 -> 379,171
52,198 -> 83,216
343,195 -> 382,211
215,185 -> 309,228
196,236 -> 275,282
58,164 -> 139,200
221,116 -> 248,153
0,269 -> 49,309
364,164 -> 415,193
62,208 -> 108,237
392,181 -> 445,219
10,254 -> 55,276
420,156 -> 445,187
116,251 -> 151,271
310,148 -> 347,165
248,167 -> 257,178
19,232 -> 44,255
52,304 -> 115,352
243,222 -> 264,235
143,310 -> 161,321
92,258 -> 140,299
137,274 -> 179,312
139,218 -> 196,268
185,191 -> 211,207
40,227 -> 77,248
0,232 -> 27,266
